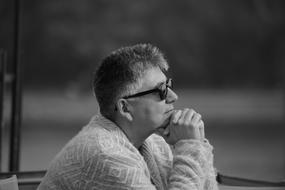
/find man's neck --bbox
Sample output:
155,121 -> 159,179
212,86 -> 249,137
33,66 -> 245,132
114,118 -> 147,149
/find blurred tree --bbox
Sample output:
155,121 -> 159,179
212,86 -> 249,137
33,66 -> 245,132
1,0 -> 284,90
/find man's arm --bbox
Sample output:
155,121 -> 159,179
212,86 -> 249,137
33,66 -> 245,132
160,108 -> 219,190
79,152 -> 157,190
79,141 -> 216,190
169,139 -> 218,189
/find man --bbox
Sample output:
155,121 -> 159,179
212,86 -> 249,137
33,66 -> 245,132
38,44 -> 219,190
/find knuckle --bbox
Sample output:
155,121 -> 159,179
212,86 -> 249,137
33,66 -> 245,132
178,120 -> 183,126
183,108 -> 190,113
193,123 -> 199,129
184,120 -> 190,126
185,114 -> 192,120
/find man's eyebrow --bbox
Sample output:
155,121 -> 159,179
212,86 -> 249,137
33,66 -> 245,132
155,79 -> 167,87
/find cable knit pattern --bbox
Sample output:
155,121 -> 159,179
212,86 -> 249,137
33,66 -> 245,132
38,115 -> 218,190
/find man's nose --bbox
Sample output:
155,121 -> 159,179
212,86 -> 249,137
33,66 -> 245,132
166,88 -> 178,104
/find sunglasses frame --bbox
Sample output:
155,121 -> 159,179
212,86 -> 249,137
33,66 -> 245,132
123,78 -> 172,100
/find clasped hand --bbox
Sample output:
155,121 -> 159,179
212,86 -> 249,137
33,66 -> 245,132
158,108 -> 205,145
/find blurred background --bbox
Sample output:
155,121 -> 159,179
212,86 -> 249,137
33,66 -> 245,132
1,0 -> 284,188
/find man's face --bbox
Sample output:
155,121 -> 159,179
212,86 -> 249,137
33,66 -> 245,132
128,67 -> 178,137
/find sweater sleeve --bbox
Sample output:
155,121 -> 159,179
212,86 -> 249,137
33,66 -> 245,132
76,141 -> 218,190
168,139 -> 219,190
79,140 -> 218,190
78,152 -> 157,190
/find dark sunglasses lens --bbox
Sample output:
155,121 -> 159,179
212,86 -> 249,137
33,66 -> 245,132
167,79 -> 172,89
159,83 -> 168,100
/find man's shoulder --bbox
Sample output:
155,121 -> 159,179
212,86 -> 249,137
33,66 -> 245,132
65,122 -> 133,158
60,116 -> 145,164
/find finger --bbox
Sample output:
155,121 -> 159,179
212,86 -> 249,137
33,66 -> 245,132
163,127 -> 170,136
192,113 -> 202,124
171,110 -> 182,124
178,108 -> 188,122
198,120 -> 205,139
179,108 -> 194,124
184,109 -> 196,124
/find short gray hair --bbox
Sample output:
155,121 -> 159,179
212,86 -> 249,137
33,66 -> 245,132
93,43 -> 169,118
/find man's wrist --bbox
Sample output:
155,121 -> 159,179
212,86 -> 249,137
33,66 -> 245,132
173,139 -> 202,149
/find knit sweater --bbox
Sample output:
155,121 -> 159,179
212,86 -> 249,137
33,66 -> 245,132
38,115 -> 218,190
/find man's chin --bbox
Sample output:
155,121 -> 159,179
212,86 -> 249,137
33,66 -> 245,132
155,120 -> 170,135
157,120 -> 169,130
161,115 -> 172,128
154,129 -> 164,137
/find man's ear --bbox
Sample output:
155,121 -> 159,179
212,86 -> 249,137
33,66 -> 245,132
116,99 -> 133,121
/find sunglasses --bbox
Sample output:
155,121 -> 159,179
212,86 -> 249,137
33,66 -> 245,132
123,78 -> 173,100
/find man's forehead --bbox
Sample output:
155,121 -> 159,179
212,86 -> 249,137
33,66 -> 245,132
140,67 -> 167,89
